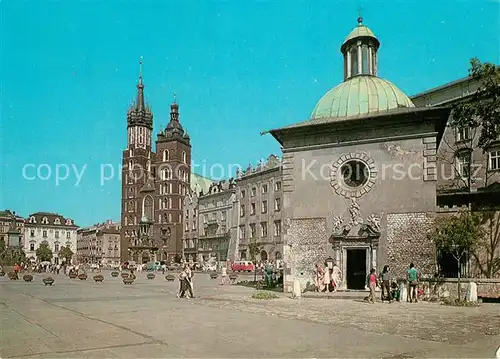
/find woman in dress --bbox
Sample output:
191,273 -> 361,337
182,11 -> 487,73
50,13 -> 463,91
331,263 -> 342,292
315,263 -> 325,292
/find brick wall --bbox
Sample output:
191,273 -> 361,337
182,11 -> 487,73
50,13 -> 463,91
284,217 -> 327,290
386,212 -> 436,279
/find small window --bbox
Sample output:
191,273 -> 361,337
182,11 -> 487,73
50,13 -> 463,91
250,203 -> 256,215
54,243 -> 59,252
260,222 -> 268,237
261,200 -> 268,214
274,198 -> 281,212
456,152 -> 471,178
456,127 -> 470,142
251,187 -> 257,196
66,232 -> 71,239
489,150 -> 500,170
241,190 -> 246,198
274,221 -> 281,236
240,205 -> 245,217
43,230 -> 47,238
350,47 -> 358,76
249,224 -> 256,238
261,184 -> 268,194
30,242 -> 35,251
42,217 -> 48,224
29,216 -> 36,223
163,150 -> 169,161
239,225 -> 245,239
55,231 -> 59,239
30,230 -> 35,237
361,46 -> 370,74
274,181 -> 281,191
54,218 -> 61,225
182,151 -> 187,163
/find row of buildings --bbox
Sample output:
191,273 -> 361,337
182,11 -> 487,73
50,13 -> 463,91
0,210 -> 121,266
119,15 -> 499,289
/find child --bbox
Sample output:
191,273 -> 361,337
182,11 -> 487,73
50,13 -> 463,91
367,268 -> 377,304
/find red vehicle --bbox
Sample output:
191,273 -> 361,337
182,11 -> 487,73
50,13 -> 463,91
231,261 -> 255,272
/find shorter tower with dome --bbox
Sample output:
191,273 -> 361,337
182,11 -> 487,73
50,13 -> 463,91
266,17 -> 452,291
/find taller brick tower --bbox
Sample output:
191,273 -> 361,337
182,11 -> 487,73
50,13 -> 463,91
155,98 -> 191,262
120,59 -> 155,262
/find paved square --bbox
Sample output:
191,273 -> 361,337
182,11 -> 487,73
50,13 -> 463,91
1,272 -> 499,358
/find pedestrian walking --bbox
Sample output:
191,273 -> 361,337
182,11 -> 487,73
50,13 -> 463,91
367,268 -> 377,304
407,263 -> 419,303
380,265 -> 392,303
220,264 -> 228,285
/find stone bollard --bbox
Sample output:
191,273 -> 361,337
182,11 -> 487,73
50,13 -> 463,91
399,283 -> 407,303
466,282 -> 478,302
292,279 -> 301,298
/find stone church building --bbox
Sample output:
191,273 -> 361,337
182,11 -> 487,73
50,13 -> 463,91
120,61 -> 208,263
267,17 -> 453,290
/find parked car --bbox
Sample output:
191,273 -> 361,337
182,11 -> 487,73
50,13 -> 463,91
231,261 -> 255,272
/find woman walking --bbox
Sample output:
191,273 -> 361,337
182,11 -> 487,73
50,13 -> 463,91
177,267 -> 188,298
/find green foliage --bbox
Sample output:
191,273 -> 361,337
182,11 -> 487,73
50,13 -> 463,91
248,241 -> 259,261
36,242 -> 53,262
432,212 -> 483,260
251,291 -> 278,300
0,246 -> 26,265
59,246 -> 73,263
450,58 -> 500,151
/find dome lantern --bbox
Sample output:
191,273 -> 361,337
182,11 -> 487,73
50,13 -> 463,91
341,17 -> 380,80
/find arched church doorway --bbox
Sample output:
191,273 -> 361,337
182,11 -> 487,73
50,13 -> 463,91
260,250 -> 268,262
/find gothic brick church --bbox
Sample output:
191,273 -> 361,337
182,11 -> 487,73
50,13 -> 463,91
120,61 -> 192,263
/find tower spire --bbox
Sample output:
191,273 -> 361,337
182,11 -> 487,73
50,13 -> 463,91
170,93 -> 179,122
136,56 -> 145,111
357,6 -> 363,24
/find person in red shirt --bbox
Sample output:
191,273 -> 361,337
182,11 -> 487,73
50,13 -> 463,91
367,268 -> 377,304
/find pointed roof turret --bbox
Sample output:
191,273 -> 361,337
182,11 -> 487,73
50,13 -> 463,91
127,57 -> 153,130
156,94 -> 191,146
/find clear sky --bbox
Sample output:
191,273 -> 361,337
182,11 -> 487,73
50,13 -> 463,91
1,0 -> 499,227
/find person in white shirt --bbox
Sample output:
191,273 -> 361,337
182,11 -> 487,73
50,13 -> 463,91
220,265 -> 227,285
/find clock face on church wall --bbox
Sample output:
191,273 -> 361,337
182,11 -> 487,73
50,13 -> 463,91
330,153 -> 377,198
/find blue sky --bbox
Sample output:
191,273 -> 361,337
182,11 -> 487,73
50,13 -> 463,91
1,0 -> 498,227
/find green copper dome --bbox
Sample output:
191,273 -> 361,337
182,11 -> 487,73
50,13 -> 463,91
343,24 -> 377,46
311,75 -> 415,120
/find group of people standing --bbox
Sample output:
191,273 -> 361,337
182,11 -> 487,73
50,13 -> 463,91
366,263 -> 420,304
314,261 -> 342,292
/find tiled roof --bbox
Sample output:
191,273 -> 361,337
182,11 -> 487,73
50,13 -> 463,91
26,212 -> 78,228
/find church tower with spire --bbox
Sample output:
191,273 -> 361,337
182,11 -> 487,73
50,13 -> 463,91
120,58 -> 155,261
154,96 -> 192,262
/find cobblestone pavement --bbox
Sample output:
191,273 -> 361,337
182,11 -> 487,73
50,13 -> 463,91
1,272 -> 499,358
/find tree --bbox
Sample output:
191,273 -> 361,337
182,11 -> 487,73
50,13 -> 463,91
36,242 -> 53,262
438,58 -> 500,193
450,58 -> 500,152
472,211 -> 500,278
431,212 -> 484,300
59,246 -> 74,264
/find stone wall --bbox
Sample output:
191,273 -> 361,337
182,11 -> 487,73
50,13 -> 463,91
420,278 -> 500,301
284,217 -> 327,292
386,212 -> 435,279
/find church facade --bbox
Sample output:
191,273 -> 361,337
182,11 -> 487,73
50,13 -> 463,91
120,63 -> 200,263
266,17 -> 453,291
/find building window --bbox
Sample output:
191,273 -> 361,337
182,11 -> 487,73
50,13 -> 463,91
274,181 -> 281,191
30,242 -> 35,251
260,222 -> 267,237
249,224 -> 256,238
54,243 -> 59,252
250,203 -> 256,215
261,184 -> 268,194
274,221 -> 281,236
251,187 -> 257,196
42,217 -> 48,224
489,150 -> 500,170
204,214 -> 208,224
456,127 -> 470,142
361,46 -> 369,74
182,151 -> 187,163
221,211 -> 226,220
241,190 -> 246,198
163,150 -> 169,161
239,225 -> 245,239
43,230 -> 47,238
55,231 -> 59,239
456,151 -> 471,178
350,47 -> 358,76
54,218 -> 61,225
274,198 -> 281,211
29,216 -> 36,223
261,200 -> 268,214
240,204 -> 245,217
30,230 -> 35,237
